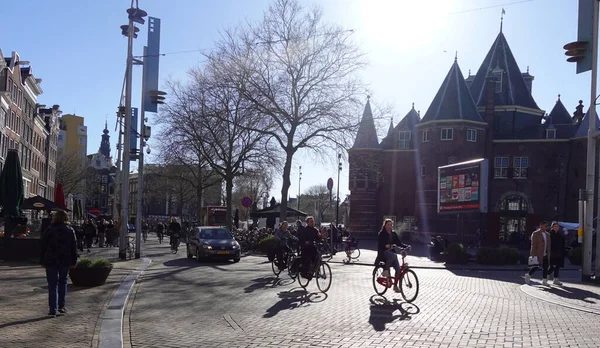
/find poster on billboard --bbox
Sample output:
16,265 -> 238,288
437,158 -> 488,213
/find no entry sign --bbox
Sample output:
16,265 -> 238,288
241,196 -> 252,208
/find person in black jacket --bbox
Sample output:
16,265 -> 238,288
298,216 -> 321,276
40,211 -> 78,317
377,218 -> 410,293
549,221 -> 566,286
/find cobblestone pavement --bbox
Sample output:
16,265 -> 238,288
127,237 -> 600,348
0,246 -> 141,348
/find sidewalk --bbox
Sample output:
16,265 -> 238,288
0,246 -> 141,348
520,279 -> 600,315
328,239 -> 582,271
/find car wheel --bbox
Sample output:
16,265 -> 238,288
233,257 -> 240,263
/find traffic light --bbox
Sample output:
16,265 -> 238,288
149,90 -> 166,105
564,0 -> 595,74
117,106 -> 126,117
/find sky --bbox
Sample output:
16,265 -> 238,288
1,0 -> 591,204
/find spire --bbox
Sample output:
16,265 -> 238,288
421,59 -> 483,123
99,121 -> 111,159
500,8 -> 505,33
454,51 -> 458,62
352,98 -> 379,149
468,31 -> 539,109
387,117 -> 394,137
547,96 -> 573,125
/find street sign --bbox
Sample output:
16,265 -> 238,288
241,196 -> 252,208
327,178 -> 333,191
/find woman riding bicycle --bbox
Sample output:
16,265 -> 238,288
273,221 -> 297,270
377,218 -> 410,293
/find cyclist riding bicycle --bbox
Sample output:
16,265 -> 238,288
377,218 -> 410,293
156,222 -> 164,243
274,221 -> 298,270
298,216 -> 321,278
142,221 -> 149,241
168,219 -> 182,248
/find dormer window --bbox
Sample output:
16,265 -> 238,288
546,129 -> 556,139
398,131 -> 411,149
492,66 -> 503,94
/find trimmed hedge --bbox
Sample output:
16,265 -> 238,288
257,236 -> 278,254
476,246 -> 519,265
445,243 -> 469,264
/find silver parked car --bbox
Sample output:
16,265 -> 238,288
186,226 -> 241,263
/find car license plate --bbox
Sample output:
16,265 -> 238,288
217,251 -> 230,255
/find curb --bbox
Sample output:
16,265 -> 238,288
98,257 -> 152,348
519,284 -> 600,315
328,259 -> 580,272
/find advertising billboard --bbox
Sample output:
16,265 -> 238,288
437,158 -> 489,213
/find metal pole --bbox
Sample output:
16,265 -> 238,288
113,113 -> 123,222
336,154 -> 341,227
135,46 -> 147,259
579,189 -> 584,244
593,0 -> 600,278
298,165 -> 302,210
119,12 -> 135,260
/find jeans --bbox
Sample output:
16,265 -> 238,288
529,255 -> 549,278
548,264 -> 560,278
45,265 -> 70,314
384,249 -> 400,272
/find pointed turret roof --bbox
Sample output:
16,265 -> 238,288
380,105 -> 421,149
468,32 -> 539,109
574,108 -> 600,138
546,96 -> 574,125
421,59 -> 483,123
352,99 -> 379,149
387,117 -> 394,137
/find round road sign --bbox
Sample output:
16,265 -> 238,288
327,178 -> 334,191
241,196 -> 252,208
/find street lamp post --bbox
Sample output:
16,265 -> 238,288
119,5 -> 146,260
298,165 -> 302,210
336,153 -> 342,227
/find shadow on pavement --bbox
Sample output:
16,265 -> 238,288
540,284 -> 600,304
35,284 -> 93,293
0,316 -> 55,329
162,258 -> 233,268
244,276 -> 294,293
263,288 -> 327,318
446,268 -> 531,285
368,295 -> 419,331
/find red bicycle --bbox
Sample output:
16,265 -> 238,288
372,246 -> 419,303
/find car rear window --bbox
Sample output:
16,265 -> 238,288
199,228 -> 232,239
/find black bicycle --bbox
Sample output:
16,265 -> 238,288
297,241 -> 332,293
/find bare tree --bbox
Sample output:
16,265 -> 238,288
160,64 -> 275,230
213,0 -> 367,221
300,184 -> 331,224
55,150 -> 90,196
232,166 -> 274,223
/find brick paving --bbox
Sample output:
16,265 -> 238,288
0,245 -> 141,348
126,237 -> 600,348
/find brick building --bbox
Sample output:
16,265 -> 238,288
348,29 -> 595,245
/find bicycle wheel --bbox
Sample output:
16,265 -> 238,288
400,268 -> 419,303
316,262 -> 332,293
271,256 -> 282,277
345,246 -> 360,260
287,254 -> 298,280
298,266 -> 311,289
372,265 -> 388,295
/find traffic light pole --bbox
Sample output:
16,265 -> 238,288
119,13 -> 134,261
584,0 -> 598,280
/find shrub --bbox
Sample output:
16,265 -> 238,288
568,247 -> 582,266
91,258 -> 112,268
75,258 -> 93,268
445,243 -> 469,264
476,247 -> 499,265
257,236 -> 278,254
498,246 -> 519,265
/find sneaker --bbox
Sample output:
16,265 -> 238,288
542,278 -> 549,286
524,274 -> 531,285
553,278 -> 562,286
393,285 -> 401,293
382,270 -> 390,277
58,308 -> 67,314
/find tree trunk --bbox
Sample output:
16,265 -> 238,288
280,152 -> 293,222
225,175 -> 234,230
196,165 -> 204,223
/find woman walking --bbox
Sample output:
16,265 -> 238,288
549,221 -> 566,286
39,211 -> 78,317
